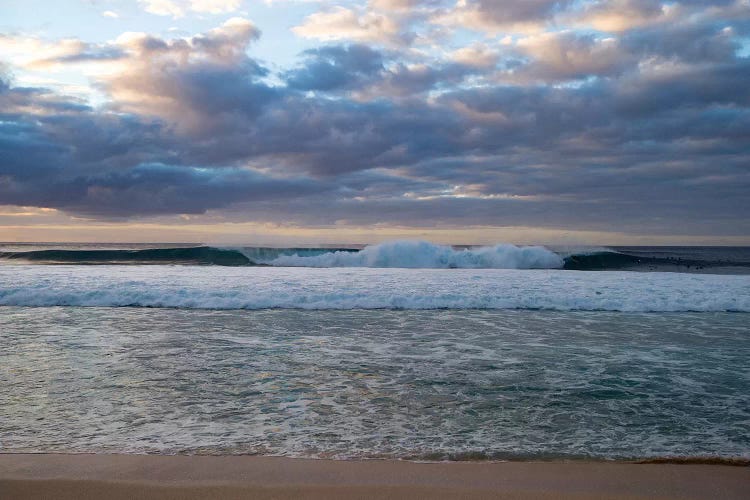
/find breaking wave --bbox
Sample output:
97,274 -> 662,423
0,241 -> 563,269
250,241 -> 564,269
2,241 -> 749,272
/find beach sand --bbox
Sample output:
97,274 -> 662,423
1,454 -> 748,499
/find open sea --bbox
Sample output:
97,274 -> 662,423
1,242 -> 749,461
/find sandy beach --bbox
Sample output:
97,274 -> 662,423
0,454 -> 747,500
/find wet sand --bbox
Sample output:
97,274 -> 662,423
1,454 -> 748,499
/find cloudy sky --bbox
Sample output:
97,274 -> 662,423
1,0 -> 749,244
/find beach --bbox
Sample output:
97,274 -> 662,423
2,454 -> 748,500
1,251 -> 748,498
4,0 -> 750,489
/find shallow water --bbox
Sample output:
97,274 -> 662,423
1,307 -> 748,460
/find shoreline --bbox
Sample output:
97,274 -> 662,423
1,454 -> 748,500
2,451 -> 749,466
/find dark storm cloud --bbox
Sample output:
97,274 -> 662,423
0,164 -> 326,218
622,22 -> 739,62
1,3 -> 750,237
613,60 -> 750,116
57,164 -> 325,218
0,85 -> 326,217
285,44 -> 384,91
285,44 -> 477,96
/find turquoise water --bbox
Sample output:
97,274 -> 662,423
1,307 -> 748,460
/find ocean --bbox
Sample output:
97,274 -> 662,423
1,241 -> 749,461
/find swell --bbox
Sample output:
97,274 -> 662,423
562,250 -> 750,271
0,246 -> 253,266
563,251 -> 660,271
2,243 -> 750,272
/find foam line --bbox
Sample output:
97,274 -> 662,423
1,266 -> 748,311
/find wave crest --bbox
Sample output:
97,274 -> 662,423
253,240 -> 564,269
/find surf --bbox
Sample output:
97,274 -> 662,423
2,241 -> 750,272
1,266 -> 748,311
246,240 -> 564,269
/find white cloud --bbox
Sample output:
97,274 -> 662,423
0,35 -> 88,69
190,0 -> 243,14
450,43 -> 499,68
507,31 -> 629,82
567,0 -> 670,32
138,0 -> 185,17
292,6 -> 408,45
137,0 -> 242,18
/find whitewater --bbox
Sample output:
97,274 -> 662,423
4,240 -> 750,273
2,241 -> 749,461
1,265 -> 748,311
245,241 -> 564,268
3,307 -> 749,459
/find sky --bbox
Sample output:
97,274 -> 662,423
1,0 -> 749,245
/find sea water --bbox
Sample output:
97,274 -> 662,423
1,263 -> 749,460
1,266 -> 749,311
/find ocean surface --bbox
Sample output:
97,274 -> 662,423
2,241 -> 750,274
1,242 -> 749,461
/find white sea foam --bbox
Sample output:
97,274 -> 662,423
3,308 -> 748,459
249,240 -> 564,269
0,266 -> 748,311
3,308 -> 749,459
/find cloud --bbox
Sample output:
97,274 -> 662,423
1,10 -> 749,238
567,0 -> 750,33
569,0 -> 669,32
101,18 -> 266,132
434,0 -> 575,34
449,44 -> 500,68
138,0 -> 242,18
285,44 -> 385,91
292,6 -> 413,46
285,44 -> 478,97
504,31 -> 632,83
622,18 -> 740,62
190,0 -> 244,14
0,34 -> 118,70
0,86 -> 326,217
